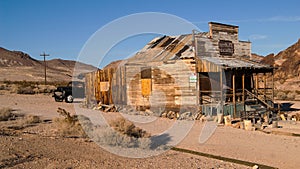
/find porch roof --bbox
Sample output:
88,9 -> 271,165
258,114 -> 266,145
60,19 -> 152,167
201,57 -> 273,71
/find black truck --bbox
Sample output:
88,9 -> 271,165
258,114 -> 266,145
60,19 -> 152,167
52,81 -> 85,103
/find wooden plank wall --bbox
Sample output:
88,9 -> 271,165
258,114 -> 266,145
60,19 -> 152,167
125,59 -> 197,110
85,71 -> 96,105
196,22 -> 251,59
85,67 -> 127,106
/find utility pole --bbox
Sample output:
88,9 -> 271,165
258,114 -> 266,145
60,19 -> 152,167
40,52 -> 49,85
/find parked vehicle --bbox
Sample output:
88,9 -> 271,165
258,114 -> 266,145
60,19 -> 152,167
52,81 -> 84,103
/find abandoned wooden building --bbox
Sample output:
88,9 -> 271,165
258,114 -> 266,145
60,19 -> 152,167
85,22 -> 279,118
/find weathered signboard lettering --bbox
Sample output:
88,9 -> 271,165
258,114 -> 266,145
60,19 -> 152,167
219,40 -> 234,56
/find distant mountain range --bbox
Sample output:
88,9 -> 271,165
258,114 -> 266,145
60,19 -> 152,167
0,47 -> 96,82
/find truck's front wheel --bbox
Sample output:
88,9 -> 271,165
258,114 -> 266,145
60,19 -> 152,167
65,95 -> 73,103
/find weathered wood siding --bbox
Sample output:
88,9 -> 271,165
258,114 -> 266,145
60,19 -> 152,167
85,71 -> 97,105
125,59 -> 197,109
85,66 -> 127,105
196,22 -> 251,60
196,58 -> 222,72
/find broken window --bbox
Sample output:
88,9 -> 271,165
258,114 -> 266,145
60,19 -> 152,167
141,67 -> 151,79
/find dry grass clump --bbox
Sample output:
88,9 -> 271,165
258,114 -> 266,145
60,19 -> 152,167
276,90 -> 297,100
287,92 -> 296,100
17,86 -> 35,94
0,107 -> 14,121
0,108 -> 41,130
276,91 -> 287,100
92,126 -> 151,149
54,107 -> 88,138
1,80 -> 60,94
90,118 -> 152,149
110,117 -> 151,138
23,115 -> 41,124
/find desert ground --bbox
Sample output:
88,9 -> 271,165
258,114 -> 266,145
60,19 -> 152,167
0,92 -> 300,169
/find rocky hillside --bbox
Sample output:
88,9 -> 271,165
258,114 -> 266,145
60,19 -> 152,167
0,47 -> 41,67
260,39 -> 300,80
260,39 -> 300,92
0,47 -> 96,82
250,53 -> 264,63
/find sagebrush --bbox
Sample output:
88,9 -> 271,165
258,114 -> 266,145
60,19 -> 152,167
110,117 -> 151,138
0,107 -> 14,121
54,107 -> 88,137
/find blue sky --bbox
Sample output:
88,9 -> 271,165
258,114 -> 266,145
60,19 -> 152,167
1,0 -> 300,67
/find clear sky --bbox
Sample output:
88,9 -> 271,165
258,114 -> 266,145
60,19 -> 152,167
1,0 -> 300,67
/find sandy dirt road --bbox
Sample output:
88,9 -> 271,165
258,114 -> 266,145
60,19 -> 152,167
0,93 -> 300,168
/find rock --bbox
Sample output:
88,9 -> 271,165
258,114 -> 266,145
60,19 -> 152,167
252,165 -> 259,169
280,114 -> 286,121
144,109 -> 154,116
244,120 -> 253,131
239,121 -> 245,129
167,111 -> 177,119
161,112 -> 167,118
217,114 -> 224,124
199,115 -> 206,122
224,115 -> 232,126
232,122 -> 241,129
178,112 -> 193,120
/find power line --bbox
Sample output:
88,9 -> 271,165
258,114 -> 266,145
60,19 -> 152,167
40,52 -> 50,85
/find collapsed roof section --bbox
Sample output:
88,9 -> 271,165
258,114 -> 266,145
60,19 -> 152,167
126,34 -> 194,63
125,22 -> 273,72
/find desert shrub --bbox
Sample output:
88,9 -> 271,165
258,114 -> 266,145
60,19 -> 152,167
35,85 -> 57,93
54,108 -> 88,137
92,126 -> 151,149
110,117 -> 151,138
0,107 -> 14,121
53,117 -> 87,137
138,137 -> 152,149
23,115 -> 41,124
287,92 -> 296,100
17,86 -> 35,94
90,118 -> 152,149
279,78 -> 286,84
0,84 -> 6,90
9,84 -> 19,93
2,80 -> 67,94
100,127 -> 137,147
276,91 -> 287,100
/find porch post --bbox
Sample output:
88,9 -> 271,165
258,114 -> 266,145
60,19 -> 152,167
233,71 -> 236,118
272,72 -> 274,101
220,70 -> 224,114
255,73 -> 258,93
264,73 -> 266,100
242,72 -> 245,111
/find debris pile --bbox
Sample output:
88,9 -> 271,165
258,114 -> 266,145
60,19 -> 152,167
93,103 -> 118,112
279,112 -> 300,122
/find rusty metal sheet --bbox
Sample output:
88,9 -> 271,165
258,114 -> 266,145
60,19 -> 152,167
141,79 -> 151,96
